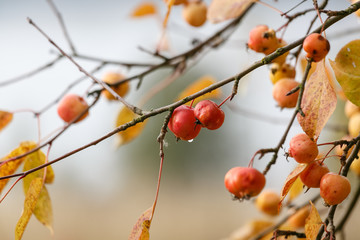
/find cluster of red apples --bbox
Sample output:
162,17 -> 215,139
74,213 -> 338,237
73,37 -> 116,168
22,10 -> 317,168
248,25 -> 330,109
168,100 -> 225,141
222,25 -> 349,214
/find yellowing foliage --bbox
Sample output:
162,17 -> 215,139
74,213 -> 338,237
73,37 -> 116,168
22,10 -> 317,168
297,60 -> 337,140
23,149 -> 54,234
330,39 -> 360,107
176,75 -> 222,105
115,107 -> 147,146
15,178 -> 43,240
304,201 -> 322,240
129,207 -> 153,240
0,141 -> 37,194
279,164 -> 307,210
131,2 -> 157,17
0,110 -> 13,132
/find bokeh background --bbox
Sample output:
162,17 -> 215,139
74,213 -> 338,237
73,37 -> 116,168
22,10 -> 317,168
0,0 -> 360,239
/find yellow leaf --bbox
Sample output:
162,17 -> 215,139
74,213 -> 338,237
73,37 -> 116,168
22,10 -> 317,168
227,219 -> 273,240
304,201 -> 322,240
15,177 -> 43,240
279,164 -> 307,209
0,141 -> 37,194
23,150 -> 54,233
330,39 -> 360,106
131,2 -> 157,18
176,75 -> 222,105
0,110 -> 13,132
288,176 -> 304,202
129,207 -> 153,240
115,107 -> 147,146
207,0 -> 255,23
297,60 -> 337,140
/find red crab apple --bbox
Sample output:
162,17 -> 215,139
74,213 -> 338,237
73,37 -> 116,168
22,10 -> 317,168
194,100 -> 225,130
57,94 -> 89,123
224,167 -> 266,199
320,172 -> 351,205
168,105 -> 202,140
289,133 -> 319,164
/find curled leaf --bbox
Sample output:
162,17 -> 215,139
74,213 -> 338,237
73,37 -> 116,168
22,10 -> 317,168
279,164 -> 307,210
207,0 -> 255,23
304,201 -> 322,240
330,39 -> 360,106
176,75 -> 222,105
15,177 -> 43,240
297,60 -> 337,140
129,207 -> 153,240
131,2 -> 157,17
0,111 -> 13,132
0,141 -> 37,194
115,107 -> 147,146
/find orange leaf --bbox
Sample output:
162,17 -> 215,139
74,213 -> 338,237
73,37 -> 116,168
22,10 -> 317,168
297,60 -> 337,140
207,0 -> 255,23
115,107 -> 147,146
129,207 -> 153,240
131,2 -> 157,18
304,201 -> 323,240
329,39 -> 360,106
23,149 -> 54,233
176,75 -> 222,105
15,177 -> 43,240
227,219 -> 273,240
0,110 -> 13,132
288,176 -> 304,202
279,164 -> 307,209
0,141 -> 37,194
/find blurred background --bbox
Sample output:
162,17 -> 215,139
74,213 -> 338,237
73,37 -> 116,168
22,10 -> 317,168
0,0 -> 360,239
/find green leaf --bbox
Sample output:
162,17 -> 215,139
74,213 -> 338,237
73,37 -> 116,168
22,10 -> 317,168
330,39 -> 360,106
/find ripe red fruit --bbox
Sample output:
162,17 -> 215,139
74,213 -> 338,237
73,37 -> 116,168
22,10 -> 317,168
303,33 -> 330,62
289,133 -> 319,164
57,94 -> 89,123
299,161 -> 329,188
194,100 -> 225,130
224,167 -> 266,199
168,105 -> 202,140
320,172 -> 351,205
272,78 -> 299,108
247,25 -> 279,54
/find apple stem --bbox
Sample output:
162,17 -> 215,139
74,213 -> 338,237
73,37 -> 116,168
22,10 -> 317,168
218,94 -> 232,108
